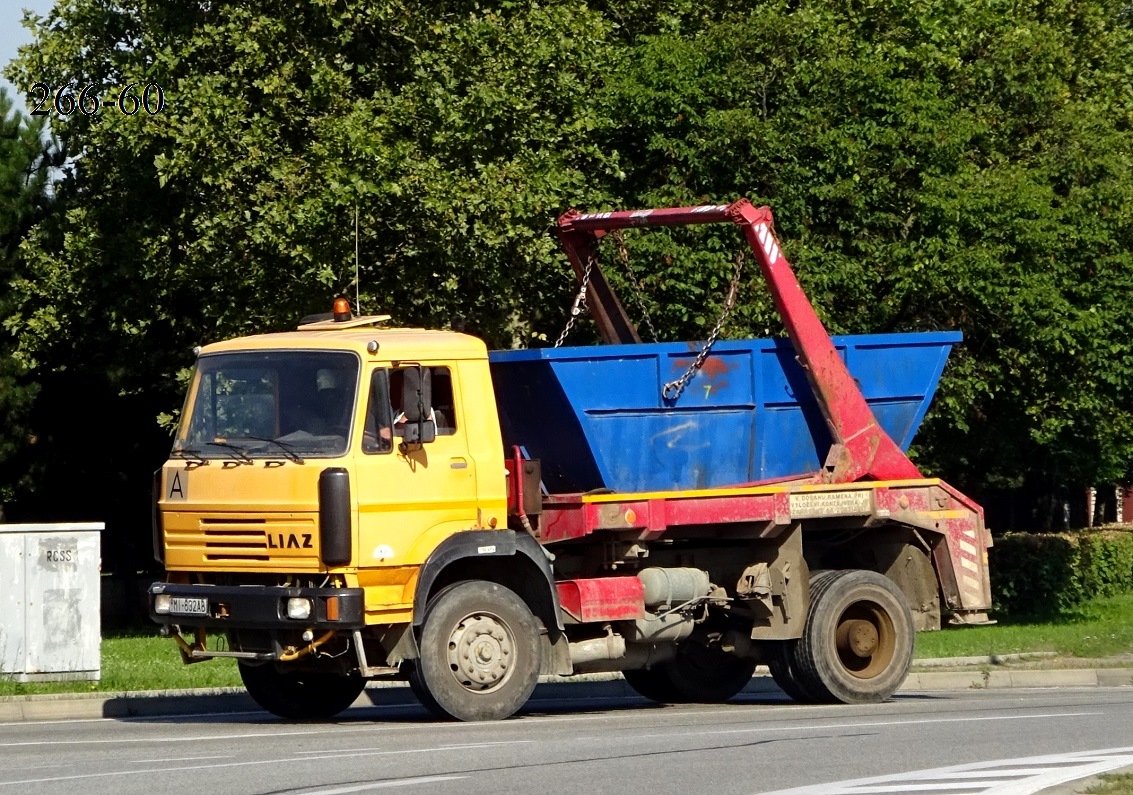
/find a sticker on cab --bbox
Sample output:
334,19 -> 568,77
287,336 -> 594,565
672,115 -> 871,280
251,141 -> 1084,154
166,469 -> 188,500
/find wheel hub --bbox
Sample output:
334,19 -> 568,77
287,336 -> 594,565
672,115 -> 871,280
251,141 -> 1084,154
447,613 -> 514,692
843,619 -> 879,657
835,602 -> 897,679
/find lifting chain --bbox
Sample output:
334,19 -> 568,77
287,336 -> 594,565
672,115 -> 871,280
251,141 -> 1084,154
661,248 -> 746,402
612,229 -> 659,343
554,255 -> 595,348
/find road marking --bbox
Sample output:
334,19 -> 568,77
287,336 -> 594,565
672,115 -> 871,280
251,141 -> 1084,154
297,743 -> 520,763
124,755 -> 233,764
631,711 -> 1100,742
753,747 -> 1133,795
6,685 -> 1130,734
0,727 -> 352,747
292,776 -> 468,793
0,709 -> 269,728
295,741 -> 532,762
0,711 -> 1105,751
0,742 -> 519,788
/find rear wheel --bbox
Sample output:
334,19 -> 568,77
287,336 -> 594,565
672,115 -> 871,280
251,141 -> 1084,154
768,571 -> 836,703
664,639 -> 757,702
794,570 -> 915,704
238,662 -> 365,720
624,635 -> 756,704
766,640 -> 821,703
622,667 -> 678,703
415,580 -> 541,721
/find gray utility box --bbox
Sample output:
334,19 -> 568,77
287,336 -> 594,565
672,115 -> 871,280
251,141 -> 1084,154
0,523 -> 103,682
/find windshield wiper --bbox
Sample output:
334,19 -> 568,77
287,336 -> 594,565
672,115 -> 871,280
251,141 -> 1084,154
171,447 -> 209,465
205,441 -> 253,464
244,436 -> 305,463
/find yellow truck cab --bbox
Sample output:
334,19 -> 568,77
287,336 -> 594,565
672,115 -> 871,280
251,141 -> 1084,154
159,310 -> 509,617
151,305 -> 562,720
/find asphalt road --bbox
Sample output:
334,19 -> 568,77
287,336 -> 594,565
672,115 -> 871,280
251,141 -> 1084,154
2,685 -> 1132,795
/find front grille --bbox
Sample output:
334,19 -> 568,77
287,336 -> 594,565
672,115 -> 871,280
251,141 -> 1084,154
200,518 -> 266,561
196,517 -> 317,563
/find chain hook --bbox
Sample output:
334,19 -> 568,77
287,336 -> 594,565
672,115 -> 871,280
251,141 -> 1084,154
554,256 -> 595,348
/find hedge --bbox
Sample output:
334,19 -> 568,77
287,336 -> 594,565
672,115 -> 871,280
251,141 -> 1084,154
988,527 -> 1133,617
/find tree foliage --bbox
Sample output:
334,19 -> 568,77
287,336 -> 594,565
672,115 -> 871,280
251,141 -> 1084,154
3,0 -> 1132,541
0,87 -> 62,507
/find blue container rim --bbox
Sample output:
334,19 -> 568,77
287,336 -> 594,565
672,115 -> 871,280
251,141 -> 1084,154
489,330 -> 963,362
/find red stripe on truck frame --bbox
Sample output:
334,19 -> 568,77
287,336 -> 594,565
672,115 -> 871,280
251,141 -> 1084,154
556,577 -> 646,623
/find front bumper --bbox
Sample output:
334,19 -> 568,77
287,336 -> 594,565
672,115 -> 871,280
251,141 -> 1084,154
148,582 -> 365,631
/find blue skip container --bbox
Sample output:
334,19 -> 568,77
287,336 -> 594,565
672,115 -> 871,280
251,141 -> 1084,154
488,332 -> 961,494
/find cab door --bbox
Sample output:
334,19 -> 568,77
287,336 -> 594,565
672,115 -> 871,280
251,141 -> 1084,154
351,364 -> 480,615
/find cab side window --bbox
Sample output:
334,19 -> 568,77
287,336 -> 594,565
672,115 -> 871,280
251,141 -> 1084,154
362,366 -> 457,453
430,367 -> 457,435
388,366 -> 457,437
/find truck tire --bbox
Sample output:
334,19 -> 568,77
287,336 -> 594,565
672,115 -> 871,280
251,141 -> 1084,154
794,569 -> 915,704
404,660 -> 449,719
405,582 -> 462,719
238,662 -> 365,720
416,580 -> 541,721
767,571 -> 836,703
622,667 -> 677,703
664,641 -> 758,702
624,639 -> 756,703
766,641 -> 821,703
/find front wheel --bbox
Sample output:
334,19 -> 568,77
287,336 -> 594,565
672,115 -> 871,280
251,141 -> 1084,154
794,570 -> 915,704
415,580 -> 541,721
404,660 -> 448,719
238,662 -> 366,720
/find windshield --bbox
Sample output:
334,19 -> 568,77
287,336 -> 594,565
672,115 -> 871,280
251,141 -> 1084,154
175,350 -> 360,459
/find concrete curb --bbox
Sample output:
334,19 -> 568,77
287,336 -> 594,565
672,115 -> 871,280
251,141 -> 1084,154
912,652 -> 1060,667
902,667 -> 1133,691
2,666 -> 1131,723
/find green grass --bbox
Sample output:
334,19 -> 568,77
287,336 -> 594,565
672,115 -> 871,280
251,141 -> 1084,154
0,633 -> 241,697
1086,773 -> 1133,795
914,593 -> 1133,660
4,592 -> 1133,697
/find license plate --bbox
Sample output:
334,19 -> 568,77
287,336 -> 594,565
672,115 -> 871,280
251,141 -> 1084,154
169,596 -> 209,616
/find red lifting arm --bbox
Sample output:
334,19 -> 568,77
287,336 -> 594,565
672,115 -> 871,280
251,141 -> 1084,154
555,211 -> 643,345
556,199 -> 922,484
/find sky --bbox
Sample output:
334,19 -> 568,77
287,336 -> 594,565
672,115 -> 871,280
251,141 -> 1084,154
2,1 -> 57,114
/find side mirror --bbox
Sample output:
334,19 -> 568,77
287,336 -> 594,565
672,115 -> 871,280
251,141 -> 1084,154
401,366 -> 432,422
398,366 -> 436,448
400,419 -> 436,445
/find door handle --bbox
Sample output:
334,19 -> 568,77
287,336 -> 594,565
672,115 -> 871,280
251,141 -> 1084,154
450,457 -> 468,470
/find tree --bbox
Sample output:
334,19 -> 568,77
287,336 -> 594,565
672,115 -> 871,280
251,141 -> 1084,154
5,1 -> 622,354
0,87 -> 63,509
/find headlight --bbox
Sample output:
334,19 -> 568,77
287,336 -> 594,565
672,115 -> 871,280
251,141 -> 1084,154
154,593 -> 171,614
286,597 -> 313,620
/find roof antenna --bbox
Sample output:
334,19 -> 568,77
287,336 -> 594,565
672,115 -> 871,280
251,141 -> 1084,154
354,203 -> 361,314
